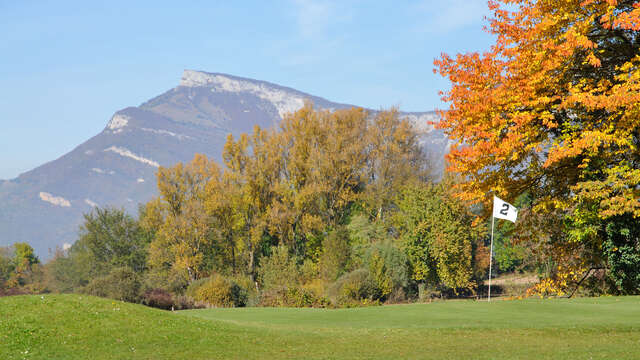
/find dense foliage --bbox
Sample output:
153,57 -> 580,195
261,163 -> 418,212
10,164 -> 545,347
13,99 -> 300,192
435,0 -> 640,295
0,242 -> 42,295
2,105 -> 496,307
135,105 -> 487,305
395,183 -> 488,292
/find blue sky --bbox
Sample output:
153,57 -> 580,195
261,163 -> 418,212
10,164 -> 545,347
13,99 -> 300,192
0,0 -> 494,180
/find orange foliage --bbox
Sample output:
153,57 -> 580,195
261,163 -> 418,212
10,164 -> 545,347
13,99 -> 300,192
435,0 -> 640,294
436,0 -> 640,211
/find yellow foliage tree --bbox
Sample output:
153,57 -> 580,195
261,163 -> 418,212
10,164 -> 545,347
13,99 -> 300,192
148,154 -> 219,282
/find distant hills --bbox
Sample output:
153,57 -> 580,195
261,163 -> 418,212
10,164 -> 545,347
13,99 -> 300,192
0,70 -> 450,256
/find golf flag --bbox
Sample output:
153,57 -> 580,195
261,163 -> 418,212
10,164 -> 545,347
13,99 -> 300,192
492,196 -> 518,223
488,196 -> 518,301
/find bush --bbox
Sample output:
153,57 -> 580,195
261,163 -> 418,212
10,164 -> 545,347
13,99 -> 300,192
319,227 -> 351,281
603,215 -> 640,294
329,268 -> 382,305
0,287 -> 27,297
43,249 -> 86,293
173,295 -> 202,310
349,241 -> 410,302
194,274 -> 247,307
494,239 -> 526,273
368,251 -> 392,300
300,259 -> 319,285
142,288 -> 202,310
0,246 -> 14,286
258,245 -> 300,290
259,286 -> 330,308
229,274 -> 259,306
83,266 -> 142,303
302,278 -> 327,299
143,288 -> 174,310
185,277 -> 210,299
144,269 -> 190,295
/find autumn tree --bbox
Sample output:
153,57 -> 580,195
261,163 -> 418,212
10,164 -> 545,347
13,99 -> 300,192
204,166 -> 241,273
435,0 -> 640,294
269,105 -> 370,258
269,104 -> 427,257
148,154 -> 219,283
3,243 -> 40,289
221,128 -> 282,277
363,108 -> 429,220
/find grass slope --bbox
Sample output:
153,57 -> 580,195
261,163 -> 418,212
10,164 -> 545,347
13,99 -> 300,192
1,294 -> 639,359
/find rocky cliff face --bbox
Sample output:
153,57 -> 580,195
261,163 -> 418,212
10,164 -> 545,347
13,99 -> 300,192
0,70 -> 449,256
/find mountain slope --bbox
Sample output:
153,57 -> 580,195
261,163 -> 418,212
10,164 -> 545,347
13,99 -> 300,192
0,70 -> 448,256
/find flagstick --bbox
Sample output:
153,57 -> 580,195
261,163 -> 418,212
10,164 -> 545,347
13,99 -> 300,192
488,215 -> 495,302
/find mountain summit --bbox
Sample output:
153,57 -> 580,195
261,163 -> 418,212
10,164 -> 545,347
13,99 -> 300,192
0,70 -> 449,256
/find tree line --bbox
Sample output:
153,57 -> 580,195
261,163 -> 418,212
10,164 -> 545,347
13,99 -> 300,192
1,105 -> 499,307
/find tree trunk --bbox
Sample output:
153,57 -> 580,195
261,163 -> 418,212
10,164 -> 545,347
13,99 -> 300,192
249,244 -> 255,281
231,241 -> 236,273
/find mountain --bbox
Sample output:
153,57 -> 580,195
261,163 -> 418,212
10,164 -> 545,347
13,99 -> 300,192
0,70 -> 450,257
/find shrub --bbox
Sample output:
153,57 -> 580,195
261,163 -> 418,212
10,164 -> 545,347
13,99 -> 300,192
141,288 -> 203,310
0,246 -> 14,286
144,268 -> 190,295
83,266 -> 142,303
194,274 -> 247,307
229,274 -> 259,306
143,288 -> 174,310
300,259 -> 319,285
368,251 -> 392,300
302,278 -> 328,299
258,245 -> 300,291
329,268 -> 381,305
0,287 -> 27,297
387,286 -> 407,304
259,286 -> 330,308
43,248 -> 86,293
319,227 -> 351,281
364,242 -> 409,295
173,295 -> 203,310
602,215 -> 640,294
185,277 -> 210,299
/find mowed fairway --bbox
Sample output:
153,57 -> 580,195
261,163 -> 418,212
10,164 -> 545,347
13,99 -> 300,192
1,294 -> 639,359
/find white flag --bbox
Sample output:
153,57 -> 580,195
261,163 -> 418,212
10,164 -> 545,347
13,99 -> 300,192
493,196 -> 518,223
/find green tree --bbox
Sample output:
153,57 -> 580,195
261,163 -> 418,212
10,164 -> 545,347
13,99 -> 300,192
396,182 -> 484,292
74,207 -> 149,277
602,214 -> 640,294
83,266 -> 142,302
44,247 -> 85,293
318,227 -> 351,281
0,246 -> 14,287
364,241 -> 409,298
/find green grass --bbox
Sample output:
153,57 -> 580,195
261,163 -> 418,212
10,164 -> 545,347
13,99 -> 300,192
1,294 -> 639,359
